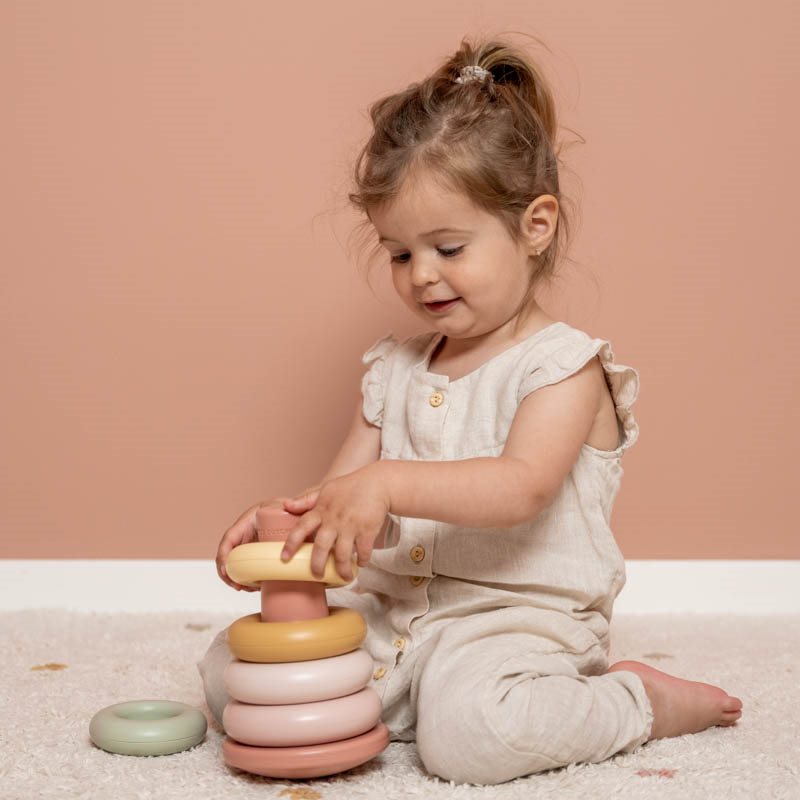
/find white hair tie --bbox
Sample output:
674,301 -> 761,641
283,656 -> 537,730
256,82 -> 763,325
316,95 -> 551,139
454,65 -> 492,84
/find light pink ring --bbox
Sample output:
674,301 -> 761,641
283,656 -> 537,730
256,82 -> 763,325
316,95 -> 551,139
223,687 -> 382,747
224,649 -> 373,705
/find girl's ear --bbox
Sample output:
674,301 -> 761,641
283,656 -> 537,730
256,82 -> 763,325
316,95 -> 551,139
520,193 -> 558,253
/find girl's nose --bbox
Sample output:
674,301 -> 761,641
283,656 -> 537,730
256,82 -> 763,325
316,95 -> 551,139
409,255 -> 439,286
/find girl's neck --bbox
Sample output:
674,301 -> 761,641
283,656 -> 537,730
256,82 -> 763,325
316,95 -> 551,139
430,307 -> 558,376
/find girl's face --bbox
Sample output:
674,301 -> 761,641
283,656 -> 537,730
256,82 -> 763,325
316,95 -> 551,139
370,173 -> 553,345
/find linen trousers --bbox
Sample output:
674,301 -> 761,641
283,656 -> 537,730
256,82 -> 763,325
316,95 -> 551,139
405,606 -> 654,784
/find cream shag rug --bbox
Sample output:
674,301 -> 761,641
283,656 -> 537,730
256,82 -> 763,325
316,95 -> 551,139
0,610 -> 797,800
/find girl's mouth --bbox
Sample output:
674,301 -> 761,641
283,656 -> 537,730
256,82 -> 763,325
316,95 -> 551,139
424,298 -> 461,313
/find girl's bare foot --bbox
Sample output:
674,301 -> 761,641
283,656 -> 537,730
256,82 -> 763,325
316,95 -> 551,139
607,660 -> 743,741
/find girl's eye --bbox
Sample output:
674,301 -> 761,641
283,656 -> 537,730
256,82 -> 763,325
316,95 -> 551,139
389,246 -> 464,264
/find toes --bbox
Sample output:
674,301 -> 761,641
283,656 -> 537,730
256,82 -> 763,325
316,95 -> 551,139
720,708 -> 743,725
723,696 -> 743,712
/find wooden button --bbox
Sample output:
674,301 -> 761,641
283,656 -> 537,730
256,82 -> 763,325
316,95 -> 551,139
373,666 -> 386,680
393,637 -> 405,650
410,545 -> 425,562
429,391 -> 444,407
409,575 -> 425,587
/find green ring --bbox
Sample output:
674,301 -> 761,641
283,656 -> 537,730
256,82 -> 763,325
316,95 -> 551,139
89,700 -> 207,756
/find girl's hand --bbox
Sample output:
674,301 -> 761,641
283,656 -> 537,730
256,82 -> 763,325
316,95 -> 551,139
281,465 -> 389,581
216,497 -> 292,591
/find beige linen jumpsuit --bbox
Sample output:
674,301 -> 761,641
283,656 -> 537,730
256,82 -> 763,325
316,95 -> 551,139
198,321 -> 654,785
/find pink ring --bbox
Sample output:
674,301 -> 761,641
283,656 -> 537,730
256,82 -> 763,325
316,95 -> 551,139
224,649 -> 373,705
223,687 -> 382,747
223,722 -> 390,779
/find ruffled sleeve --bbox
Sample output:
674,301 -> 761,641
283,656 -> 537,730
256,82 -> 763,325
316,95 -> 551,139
518,334 -> 640,455
594,339 -> 640,454
360,332 -> 400,428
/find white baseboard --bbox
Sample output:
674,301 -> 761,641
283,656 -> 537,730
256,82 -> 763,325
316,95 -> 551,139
0,560 -> 797,614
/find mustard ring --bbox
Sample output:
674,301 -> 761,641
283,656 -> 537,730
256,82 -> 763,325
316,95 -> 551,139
226,542 -> 357,588
228,607 -> 366,663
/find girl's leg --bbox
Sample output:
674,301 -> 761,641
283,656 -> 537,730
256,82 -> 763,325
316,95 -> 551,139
413,619 -> 653,786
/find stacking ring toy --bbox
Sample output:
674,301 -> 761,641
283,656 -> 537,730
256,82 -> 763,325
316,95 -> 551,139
89,700 -> 207,756
223,687 -> 382,747
224,648 -> 373,704
220,507 -> 389,780
225,542 -> 357,588
228,607 -> 366,662
222,722 -> 390,779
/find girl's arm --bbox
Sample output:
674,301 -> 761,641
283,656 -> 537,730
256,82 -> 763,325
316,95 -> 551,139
373,456 -> 547,529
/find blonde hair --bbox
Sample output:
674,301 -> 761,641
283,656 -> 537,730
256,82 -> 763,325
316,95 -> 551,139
347,32 -> 579,337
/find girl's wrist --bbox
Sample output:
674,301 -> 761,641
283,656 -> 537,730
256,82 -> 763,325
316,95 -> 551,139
365,460 -> 393,513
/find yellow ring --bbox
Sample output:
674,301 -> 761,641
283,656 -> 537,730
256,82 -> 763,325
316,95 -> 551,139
226,542 -> 358,588
228,607 -> 366,663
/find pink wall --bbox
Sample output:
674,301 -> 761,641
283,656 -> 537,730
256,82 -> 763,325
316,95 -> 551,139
1,2 -> 796,559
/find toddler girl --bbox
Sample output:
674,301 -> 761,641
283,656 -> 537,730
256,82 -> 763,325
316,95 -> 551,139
199,34 -> 742,785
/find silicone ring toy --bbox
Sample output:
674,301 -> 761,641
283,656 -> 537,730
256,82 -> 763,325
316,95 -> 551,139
223,687 -> 382,747
228,607 -> 366,663
223,722 -> 390,779
226,542 -> 357,588
224,648 -> 373,704
89,700 -> 207,756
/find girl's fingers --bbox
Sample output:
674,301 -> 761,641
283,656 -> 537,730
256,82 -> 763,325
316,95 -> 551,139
355,537 -> 374,568
216,558 -> 236,588
309,526 -> 338,579
283,498 -> 311,512
216,548 -> 234,582
217,509 -> 259,571
333,535 -> 357,581
284,489 -> 321,511
281,512 -> 319,562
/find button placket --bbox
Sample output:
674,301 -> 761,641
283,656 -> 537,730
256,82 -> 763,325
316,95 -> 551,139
409,376 -> 448,460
